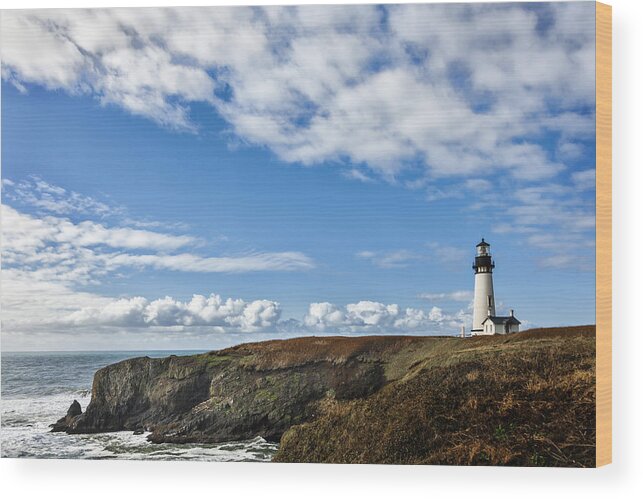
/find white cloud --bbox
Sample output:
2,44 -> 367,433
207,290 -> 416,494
419,291 -> 473,302
557,141 -> 585,161
1,265 -> 283,335
484,181 -> 595,271
0,268 -> 113,331
393,307 -> 430,330
2,176 -> 195,235
572,169 -> 597,191
2,176 -> 118,218
426,242 -> 468,266
1,273 -> 469,339
0,181 -> 470,338
0,12 -> 87,90
102,251 -> 315,274
428,306 -> 446,322
1,193 -> 313,337
1,203 -> 314,285
61,294 -> 281,332
303,300 -> 469,334
303,302 -> 345,330
346,301 -> 400,327
464,179 -> 492,191
0,3 -> 598,339
357,244 -> 470,269
1,4 -> 595,182
2,253 -> 468,337
356,249 -> 418,269
343,169 -> 375,183
2,203 -> 195,255
512,185 -> 595,232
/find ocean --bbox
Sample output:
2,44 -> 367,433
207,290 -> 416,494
0,350 -> 278,461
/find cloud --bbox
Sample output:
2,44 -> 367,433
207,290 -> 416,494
2,203 -> 195,254
482,177 -> 596,271
0,181 -> 471,338
2,176 -> 196,233
557,141 -> 585,161
356,249 -> 418,269
303,300 -> 470,334
343,169 -> 375,183
61,294 -> 281,332
1,5 -> 597,272
426,242 -> 468,266
515,186 -> 595,230
1,274 -> 469,338
1,184 -> 314,338
357,243 -> 470,269
102,251 -> 315,274
2,202 -> 314,284
419,291 -> 473,302
464,179 -> 492,191
0,268 -> 114,331
1,4 -> 595,182
303,302 -> 346,329
2,176 -> 120,218
572,169 -> 596,191
346,301 -> 401,327
1,265 -> 282,334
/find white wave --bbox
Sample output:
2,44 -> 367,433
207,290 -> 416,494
1,392 -> 277,461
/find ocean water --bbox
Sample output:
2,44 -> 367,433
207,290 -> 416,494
0,351 -> 278,461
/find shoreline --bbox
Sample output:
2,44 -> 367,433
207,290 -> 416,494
49,326 -> 596,466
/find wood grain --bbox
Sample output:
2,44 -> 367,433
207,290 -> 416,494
595,1 -> 612,468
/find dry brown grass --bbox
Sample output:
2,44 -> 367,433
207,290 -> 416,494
274,326 -> 596,467
220,335 -> 447,371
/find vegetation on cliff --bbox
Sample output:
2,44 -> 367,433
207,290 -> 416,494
275,326 -> 596,467
53,326 -> 596,466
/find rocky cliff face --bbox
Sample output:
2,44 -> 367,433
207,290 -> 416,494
54,335 -> 413,443
52,327 -> 596,466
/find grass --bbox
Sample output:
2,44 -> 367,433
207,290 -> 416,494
274,326 -> 596,467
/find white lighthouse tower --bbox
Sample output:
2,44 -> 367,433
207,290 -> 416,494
471,239 -> 496,334
470,239 -> 521,335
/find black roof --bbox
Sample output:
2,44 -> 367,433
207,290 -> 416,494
476,238 -> 490,247
482,315 -> 521,325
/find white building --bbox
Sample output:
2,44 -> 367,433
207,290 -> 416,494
481,310 -> 521,335
470,239 -> 520,336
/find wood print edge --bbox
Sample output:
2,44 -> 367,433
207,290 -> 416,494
595,1 -> 612,468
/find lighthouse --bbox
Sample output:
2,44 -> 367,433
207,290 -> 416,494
471,239 -> 495,334
470,239 -> 521,335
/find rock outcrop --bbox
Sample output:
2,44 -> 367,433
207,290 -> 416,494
50,400 -> 83,432
54,335 -> 405,443
52,327 -> 597,466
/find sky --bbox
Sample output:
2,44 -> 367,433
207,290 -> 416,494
0,2 -> 597,351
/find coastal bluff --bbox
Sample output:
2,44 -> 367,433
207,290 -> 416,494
52,326 -> 596,466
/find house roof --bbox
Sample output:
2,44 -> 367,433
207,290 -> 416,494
476,238 -> 490,247
482,315 -> 521,325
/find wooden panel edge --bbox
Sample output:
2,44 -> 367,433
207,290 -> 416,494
595,1 -> 612,468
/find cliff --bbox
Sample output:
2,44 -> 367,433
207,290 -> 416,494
52,326 -> 596,466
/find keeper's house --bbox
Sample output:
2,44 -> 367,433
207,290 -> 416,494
480,309 -> 521,335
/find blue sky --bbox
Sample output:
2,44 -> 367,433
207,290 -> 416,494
1,3 -> 596,350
